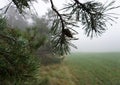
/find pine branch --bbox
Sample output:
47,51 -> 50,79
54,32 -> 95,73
0,33 -> 16,42
50,0 -> 65,32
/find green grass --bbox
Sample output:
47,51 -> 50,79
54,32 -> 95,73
65,52 -> 120,85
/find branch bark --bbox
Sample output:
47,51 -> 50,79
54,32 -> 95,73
49,0 -> 65,31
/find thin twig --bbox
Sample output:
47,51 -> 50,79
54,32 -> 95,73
0,2 -> 12,13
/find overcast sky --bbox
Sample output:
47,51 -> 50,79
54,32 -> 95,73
0,0 -> 120,52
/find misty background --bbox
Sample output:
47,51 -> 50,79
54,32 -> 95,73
0,0 -> 120,52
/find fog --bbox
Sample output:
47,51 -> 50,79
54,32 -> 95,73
0,0 -> 120,52
71,24 -> 120,52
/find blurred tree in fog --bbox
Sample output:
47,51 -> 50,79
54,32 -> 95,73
5,6 -> 29,29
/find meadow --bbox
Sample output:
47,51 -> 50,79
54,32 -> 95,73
65,52 -> 120,85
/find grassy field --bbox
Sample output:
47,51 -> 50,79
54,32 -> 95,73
65,52 -> 120,85
39,64 -> 76,85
